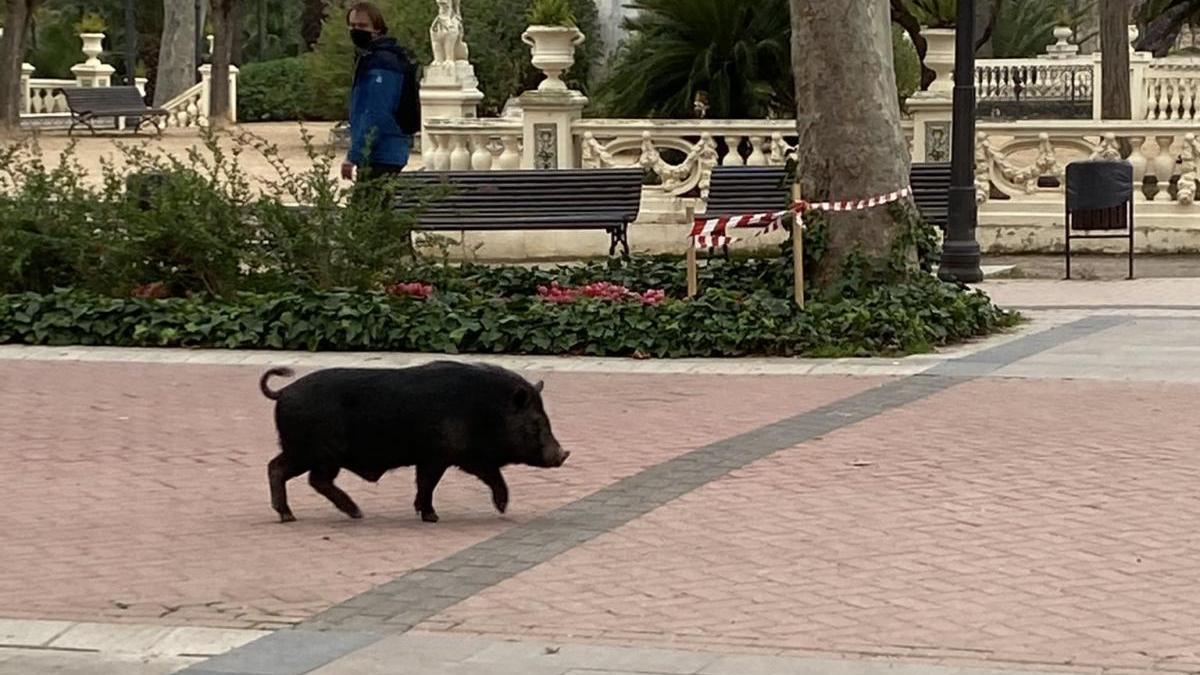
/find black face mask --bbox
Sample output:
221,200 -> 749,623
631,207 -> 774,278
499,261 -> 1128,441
350,29 -> 374,50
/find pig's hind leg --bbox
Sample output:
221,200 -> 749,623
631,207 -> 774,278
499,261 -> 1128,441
268,453 -> 307,523
308,465 -> 364,519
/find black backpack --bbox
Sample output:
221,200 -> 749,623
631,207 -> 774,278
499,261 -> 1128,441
394,51 -> 421,136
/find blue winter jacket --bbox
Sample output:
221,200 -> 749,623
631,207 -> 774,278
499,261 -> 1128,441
348,37 -> 412,169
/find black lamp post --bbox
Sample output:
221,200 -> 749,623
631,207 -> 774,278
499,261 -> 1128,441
937,0 -> 984,284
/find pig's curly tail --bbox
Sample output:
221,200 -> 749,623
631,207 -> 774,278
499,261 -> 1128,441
259,367 -> 296,400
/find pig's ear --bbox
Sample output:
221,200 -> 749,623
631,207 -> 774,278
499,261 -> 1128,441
534,380 -> 545,393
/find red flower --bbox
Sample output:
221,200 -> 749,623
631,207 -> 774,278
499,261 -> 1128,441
132,282 -> 170,299
387,282 -> 435,299
537,281 -> 666,305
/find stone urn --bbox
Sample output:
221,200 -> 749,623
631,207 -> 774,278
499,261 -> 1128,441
80,33 -> 106,66
922,28 -> 957,94
521,25 -> 585,92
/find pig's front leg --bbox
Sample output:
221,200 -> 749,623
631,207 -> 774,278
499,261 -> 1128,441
414,462 -> 448,523
464,465 -> 509,514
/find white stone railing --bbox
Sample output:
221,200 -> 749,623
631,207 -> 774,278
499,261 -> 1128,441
972,54 -> 1200,121
574,119 -> 794,200
974,57 -> 1097,118
18,32 -> 236,129
420,119 -> 523,171
975,120 -> 1200,207
160,82 -> 207,128
1142,56 -> 1200,121
25,79 -> 75,115
422,117 -> 918,205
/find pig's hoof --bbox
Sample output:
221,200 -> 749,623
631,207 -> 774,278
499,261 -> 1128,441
279,513 -> 297,523
348,509 -> 363,520
421,511 -> 440,523
493,495 -> 508,514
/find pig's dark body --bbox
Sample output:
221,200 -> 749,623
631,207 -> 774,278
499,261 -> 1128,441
261,361 -> 567,523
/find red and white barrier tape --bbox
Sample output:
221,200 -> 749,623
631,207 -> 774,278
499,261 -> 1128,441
690,186 -> 912,249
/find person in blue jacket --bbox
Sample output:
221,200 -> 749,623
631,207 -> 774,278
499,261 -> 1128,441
341,2 -> 416,183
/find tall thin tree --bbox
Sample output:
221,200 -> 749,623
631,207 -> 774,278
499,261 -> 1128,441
155,0 -> 197,105
123,0 -> 138,86
209,0 -> 238,127
1101,0 -> 1133,119
792,0 -> 913,285
0,0 -> 39,133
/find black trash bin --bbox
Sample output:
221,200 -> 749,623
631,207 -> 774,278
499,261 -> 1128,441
1064,159 -> 1135,280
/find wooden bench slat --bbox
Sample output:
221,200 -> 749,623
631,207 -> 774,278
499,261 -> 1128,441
400,169 -> 644,256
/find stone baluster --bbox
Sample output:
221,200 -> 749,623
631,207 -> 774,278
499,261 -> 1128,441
421,134 -> 438,170
498,136 -> 521,169
746,136 -> 767,166
470,134 -> 493,170
449,135 -> 471,170
433,133 -> 452,170
723,136 -> 745,166
1128,136 -> 1148,197
1169,78 -> 1183,120
1152,135 -> 1178,200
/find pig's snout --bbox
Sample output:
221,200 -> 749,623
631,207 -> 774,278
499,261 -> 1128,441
546,447 -> 570,468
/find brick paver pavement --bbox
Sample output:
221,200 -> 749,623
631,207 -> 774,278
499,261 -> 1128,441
424,376 -> 1200,672
0,359 -> 879,630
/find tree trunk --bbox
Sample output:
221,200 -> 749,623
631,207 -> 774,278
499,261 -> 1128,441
209,0 -> 237,128
195,0 -> 207,66
0,0 -> 33,134
300,0 -> 327,50
1136,2 -> 1192,56
1101,0 -> 1132,120
230,0 -> 244,65
123,0 -> 139,85
155,0 -> 196,105
793,0 -> 911,286
257,0 -> 267,59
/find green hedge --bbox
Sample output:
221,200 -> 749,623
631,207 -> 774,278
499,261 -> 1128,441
0,274 -> 1017,357
239,58 -> 324,122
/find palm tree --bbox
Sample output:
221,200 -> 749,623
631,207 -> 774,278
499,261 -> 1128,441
594,0 -> 792,119
1137,0 -> 1200,54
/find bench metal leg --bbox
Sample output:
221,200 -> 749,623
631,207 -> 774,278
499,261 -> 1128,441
608,226 -> 631,259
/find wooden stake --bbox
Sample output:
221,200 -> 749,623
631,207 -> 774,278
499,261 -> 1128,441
791,183 -> 805,309
685,204 -> 699,298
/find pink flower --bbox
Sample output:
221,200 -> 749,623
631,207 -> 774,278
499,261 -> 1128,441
387,282 -> 435,299
537,281 -> 666,305
132,282 -> 170,299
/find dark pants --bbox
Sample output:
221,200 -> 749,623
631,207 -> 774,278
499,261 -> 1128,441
351,163 -> 412,256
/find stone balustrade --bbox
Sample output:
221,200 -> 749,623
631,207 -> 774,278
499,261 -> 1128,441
419,119 -> 524,171
19,32 -> 235,129
1142,57 -> 1200,121
25,79 -> 74,115
975,121 -> 1199,207
975,57 -> 1097,119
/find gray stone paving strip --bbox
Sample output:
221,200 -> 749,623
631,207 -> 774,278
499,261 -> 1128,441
303,632 -> 1075,675
1008,304 -> 1200,311
179,316 -> 1128,675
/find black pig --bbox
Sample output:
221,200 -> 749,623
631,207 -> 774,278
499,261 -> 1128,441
259,361 -> 569,523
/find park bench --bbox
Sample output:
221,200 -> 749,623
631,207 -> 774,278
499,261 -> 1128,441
685,162 -> 954,297
60,86 -> 168,137
393,169 -> 645,257
700,162 -> 953,237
